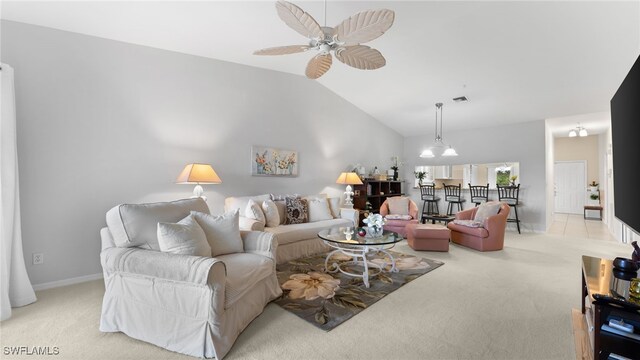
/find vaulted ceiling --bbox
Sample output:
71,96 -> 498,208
2,1 -> 639,136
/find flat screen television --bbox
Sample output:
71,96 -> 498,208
611,54 -> 640,235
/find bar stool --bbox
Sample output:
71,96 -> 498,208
443,183 -> 465,216
419,183 -> 440,221
497,184 -> 521,234
469,183 -> 490,206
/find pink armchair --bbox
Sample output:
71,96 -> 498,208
447,202 -> 510,251
379,197 -> 419,237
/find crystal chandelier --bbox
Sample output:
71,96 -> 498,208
420,103 -> 458,158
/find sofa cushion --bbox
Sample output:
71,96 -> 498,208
264,218 -> 352,245
245,199 -> 266,225
216,253 -> 273,308
157,214 -> 211,257
473,201 -> 501,223
388,196 -> 410,215
106,198 -> 210,249
274,200 -> 287,225
307,198 -> 334,222
261,200 -> 281,227
270,193 -> 301,201
224,194 -> 271,213
447,222 -> 490,238
191,210 -> 244,256
285,197 -> 308,224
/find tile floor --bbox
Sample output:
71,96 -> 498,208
547,213 -> 616,241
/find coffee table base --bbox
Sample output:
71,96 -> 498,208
323,243 -> 398,288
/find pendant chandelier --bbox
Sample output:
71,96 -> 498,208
420,103 -> 458,158
568,122 -> 588,137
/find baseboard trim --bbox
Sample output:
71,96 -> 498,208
33,273 -> 103,291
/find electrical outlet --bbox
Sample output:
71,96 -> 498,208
33,253 -> 44,265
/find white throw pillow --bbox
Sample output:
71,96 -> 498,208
307,198 -> 334,222
245,199 -> 266,225
157,214 -> 211,257
261,200 -> 281,227
274,200 -> 287,225
388,197 -> 410,216
473,201 -> 501,223
191,210 -> 244,256
327,197 -> 341,218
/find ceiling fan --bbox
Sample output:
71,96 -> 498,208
254,0 -> 395,79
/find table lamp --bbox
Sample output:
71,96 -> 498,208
176,163 -> 222,201
336,172 -> 363,208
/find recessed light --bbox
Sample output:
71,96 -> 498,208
453,96 -> 468,102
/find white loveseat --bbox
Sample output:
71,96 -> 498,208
224,194 -> 354,264
99,198 -> 282,359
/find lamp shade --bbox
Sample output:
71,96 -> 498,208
176,163 -> 222,184
335,172 -> 363,185
420,149 -> 435,158
442,147 -> 458,157
579,128 -> 588,137
568,130 -> 577,137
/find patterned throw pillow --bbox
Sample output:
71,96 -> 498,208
285,197 -> 308,224
473,201 -> 501,223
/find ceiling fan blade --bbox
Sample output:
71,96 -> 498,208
275,1 -> 324,40
334,9 -> 395,45
305,54 -> 332,79
335,45 -> 386,70
254,45 -> 311,55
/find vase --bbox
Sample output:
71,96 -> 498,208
393,169 -> 398,181
365,225 -> 384,238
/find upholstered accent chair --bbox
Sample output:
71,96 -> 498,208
379,196 -> 419,237
99,198 -> 282,359
447,202 -> 510,251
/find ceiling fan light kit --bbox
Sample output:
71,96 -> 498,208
254,0 -> 395,79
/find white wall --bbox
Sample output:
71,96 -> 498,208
545,121 -> 555,230
1,20 -> 404,285
403,120 -> 547,231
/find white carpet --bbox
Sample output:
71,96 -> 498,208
0,232 -> 632,360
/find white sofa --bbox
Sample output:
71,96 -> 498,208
224,194 -> 354,264
99,198 -> 282,359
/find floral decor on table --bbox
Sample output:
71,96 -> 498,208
362,213 -> 386,238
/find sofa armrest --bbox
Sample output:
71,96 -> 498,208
241,231 -> 278,262
239,216 -> 265,231
455,208 -> 475,221
339,208 -> 359,226
100,246 -> 226,286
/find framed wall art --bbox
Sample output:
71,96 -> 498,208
251,146 -> 298,177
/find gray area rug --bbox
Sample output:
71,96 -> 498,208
275,250 -> 444,331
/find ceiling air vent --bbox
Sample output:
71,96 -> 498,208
453,96 -> 468,102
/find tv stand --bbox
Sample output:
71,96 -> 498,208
581,255 -> 640,359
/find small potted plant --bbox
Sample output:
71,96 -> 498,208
590,193 -> 599,201
589,180 -> 599,192
510,175 -> 518,186
414,171 -> 426,186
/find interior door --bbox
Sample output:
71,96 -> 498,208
554,161 -> 586,214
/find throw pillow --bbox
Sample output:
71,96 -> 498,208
191,210 -> 244,256
274,200 -> 287,225
245,199 -> 266,225
157,214 -> 211,257
261,200 -> 281,227
388,196 -> 410,216
285,197 -> 308,224
307,198 -> 334,222
453,219 -> 484,228
473,201 -> 501,223
270,193 -> 301,201
327,197 -> 341,218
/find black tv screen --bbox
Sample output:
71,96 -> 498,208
611,54 -> 640,235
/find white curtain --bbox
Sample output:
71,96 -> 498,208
1,63 -> 36,321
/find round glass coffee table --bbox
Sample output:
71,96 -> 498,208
317,227 -> 403,288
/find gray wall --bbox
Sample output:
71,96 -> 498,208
403,120 -> 547,231
1,20 -> 403,285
